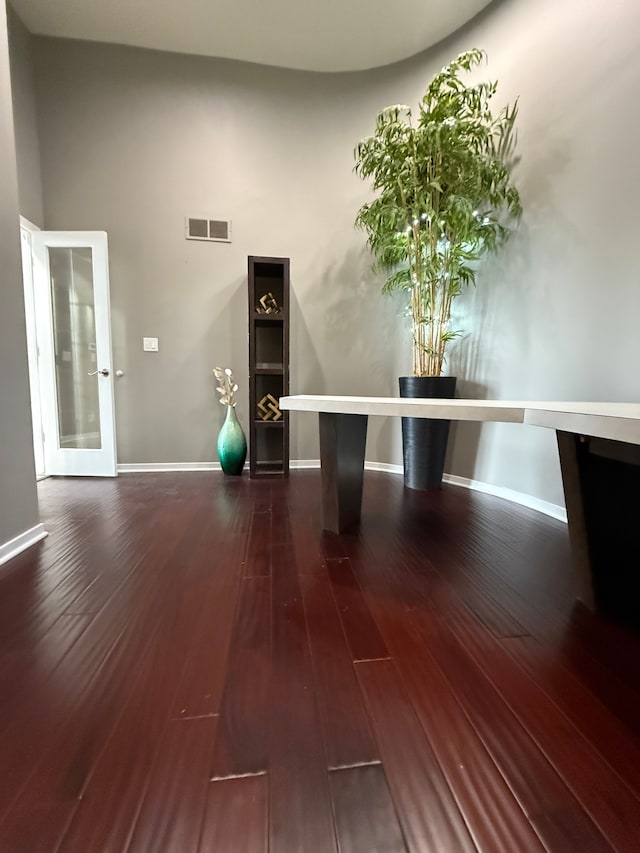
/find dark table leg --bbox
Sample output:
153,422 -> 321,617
319,412 -> 368,533
557,430 -> 640,622
556,431 -> 596,609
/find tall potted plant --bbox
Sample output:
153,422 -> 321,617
354,48 -> 521,489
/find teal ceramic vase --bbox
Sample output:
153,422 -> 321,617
217,405 -> 247,475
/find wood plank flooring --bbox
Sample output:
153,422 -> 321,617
0,471 -> 639,852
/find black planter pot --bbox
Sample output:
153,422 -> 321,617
399,376 -> 457,491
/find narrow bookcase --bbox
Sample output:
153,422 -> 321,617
248,255 -> 290,478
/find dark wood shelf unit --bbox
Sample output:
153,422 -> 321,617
255,460 -> 284,471
248,255 -> 290,478
251,313 -> 284,322
252,420 -> 285,428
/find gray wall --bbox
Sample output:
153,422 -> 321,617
19,0 -> 640,506
443,0 -> 640,505
7,3 -> 42,226
31,39 -> 409,467
0,0 -> 39,547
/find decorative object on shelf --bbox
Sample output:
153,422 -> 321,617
213,367 -> 246,475
354,48 -> 521,490
256,292 -> 281,315
257,393 -> 282,421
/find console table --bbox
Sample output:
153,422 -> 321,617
279,395 -> 640,616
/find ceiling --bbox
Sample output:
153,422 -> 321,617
10,0 -> 493,72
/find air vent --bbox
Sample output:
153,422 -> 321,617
185,217 -> 232,243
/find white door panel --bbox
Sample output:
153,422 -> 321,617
31,231 -> 117,476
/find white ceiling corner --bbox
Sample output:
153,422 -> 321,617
10,0 -> 494,72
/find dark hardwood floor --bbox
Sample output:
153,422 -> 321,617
1,470 -> 639,852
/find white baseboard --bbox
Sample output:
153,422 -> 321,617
118,462 -> 221,473
116,460 -> 567,523
291,460 -> 405,474
364,461 -> 404,475
290,459 -> 320,469
443,473 -> 567,523
118,460 -> 323,474
0,523 -> 48,568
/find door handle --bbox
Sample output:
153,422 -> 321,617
88,368 -> 110,377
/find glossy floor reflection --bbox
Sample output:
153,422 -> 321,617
0,471 -> 639,851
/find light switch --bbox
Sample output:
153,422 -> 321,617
143,337 -> 159,352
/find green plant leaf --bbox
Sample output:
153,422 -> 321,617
354,48 -> 521,376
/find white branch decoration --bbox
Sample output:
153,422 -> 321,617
213,366 -> 239,407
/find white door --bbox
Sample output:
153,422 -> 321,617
31,231 -> 117,476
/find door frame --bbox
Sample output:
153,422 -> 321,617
19,217 -> 45,478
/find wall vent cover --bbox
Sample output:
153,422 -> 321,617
185,217 -> 232,243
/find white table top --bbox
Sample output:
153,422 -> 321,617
279,395 -> 640,445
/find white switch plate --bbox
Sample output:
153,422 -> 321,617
143,337 -> 159,352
